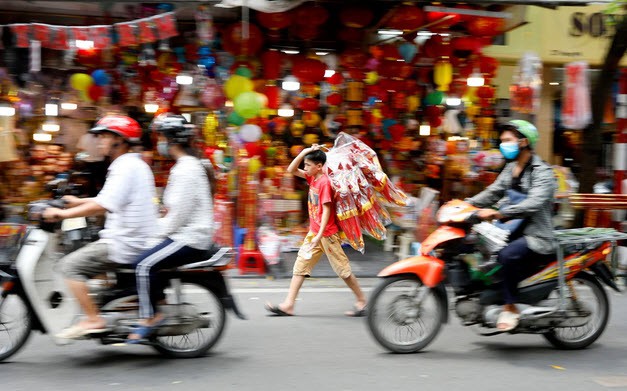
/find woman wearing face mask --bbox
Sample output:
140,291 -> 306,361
126,113 -> 214,343
466,120 -> 557,332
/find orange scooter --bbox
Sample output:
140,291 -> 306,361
366,200 -> 622,353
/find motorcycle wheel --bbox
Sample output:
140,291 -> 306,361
367,275 -> 446,353
0,293 -> 33,361
543,272 -> 609,350
152,282 -> 226,358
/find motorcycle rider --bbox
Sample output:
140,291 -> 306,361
43,115 -> 158,338
467,120 -> 556,332
126,113 -> 214,343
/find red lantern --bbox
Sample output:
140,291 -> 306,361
389,123 -> 405,142
424,105 -> 441,119
479,56 -> 499,78
327,93 -> 343,106
261,50 -> 282,80
477,85 -> 496,108
327,72 -> 344,85
294,25 -> 320,41
451,36 -> 483,58
340,6 -> 374,28
449,78 -> 468,97
347,68 -> 365,81
340,48 -> 368,69
294,4 -> 329,26
292,58 -> 326,83
429,116 -> 443,128
422,35 -> 452,58
425,10 -> 461,31
222,22 -> 264,56
387,4 -> 425,31
257,11 -> 292,30
466,17 -> 505,37
300,97 -> 320,111
377,59 -> 403,78
380,44 -> 401,60
263,85 -> 280,110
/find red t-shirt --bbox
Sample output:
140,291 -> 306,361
306,174 -> 339,237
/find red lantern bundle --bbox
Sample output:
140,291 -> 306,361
324,132 -> 408,253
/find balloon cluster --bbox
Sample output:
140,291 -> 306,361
69,69 -> 111,102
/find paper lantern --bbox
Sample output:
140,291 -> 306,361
299,97 -> 320,112
451,36 -> 483,58
479,56 -> 499,78
293,3 -> 329,26
339,27 -> 365,43
327,93 -> 343,106
327,72 -> 344,86
222,22 -> 264,56
292,58 -> 326,83
466,17 -> 505,37
340,48 -> 368,69
257,11 -> 292,30
224,75 -> 254,100
434,60 -> 453,91
235,91 -> 264,119
387,4 -> 425,31
261,50 -> 282,80
425,9 -> 461,31
263,84 -> 280,110
240,124 -> 263,143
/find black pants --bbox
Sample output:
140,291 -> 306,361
497,237 -> 552,304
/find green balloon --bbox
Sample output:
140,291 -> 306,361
425,91 -> 445,106
234,91 -> 262,119
234,66 -> 253,79
227,112 -> 246,126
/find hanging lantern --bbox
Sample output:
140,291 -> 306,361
479,56 -> 499,78
300,97 -> 320,112
263,84 -> 280,110
292,57 -> 326,83
340,6 -> 374,28
257,11 -> 292,31
294,25 -> 320,41
327,93 -> 343,106
346,81 -> 364,102
434,60 -> 453,91
339,27 -> 365,43
466,17 -> 505,37
377,59 -> 403,78
380,44 -> 401,61
425,9 -> 461,31
261,50 -> 282,80
222,22 -> 264,56
340,48 -> 368,69
476,85 -> 496,108
293,3 -> 329,26
387,4 -> 425,31
451,36 -> 483,59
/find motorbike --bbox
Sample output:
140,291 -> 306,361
367,199 -> 622,353
0,200 -> 245,361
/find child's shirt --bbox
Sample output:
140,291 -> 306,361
306,174 -> 339,237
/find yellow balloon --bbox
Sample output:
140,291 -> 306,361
365,71 -> 379,85
70,73 -> 94,91
248,157 -> 262,174
224,75 -> 254,100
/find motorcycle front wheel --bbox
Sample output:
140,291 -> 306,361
367,275 -> 446,353
543,272 -> 609,350
152,282 -> 226,358
0,293 -> 33,361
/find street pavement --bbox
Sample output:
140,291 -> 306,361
3,278 -> 627,391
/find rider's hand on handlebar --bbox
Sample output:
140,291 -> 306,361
42,207 -> 65,223
476,209 -> 503,221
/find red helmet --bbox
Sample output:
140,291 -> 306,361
89,115 -> 142,144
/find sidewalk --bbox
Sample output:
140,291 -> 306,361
227,239 -> 400,279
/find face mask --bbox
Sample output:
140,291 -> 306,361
157,141 -> 170,158
499,141 -> 520,160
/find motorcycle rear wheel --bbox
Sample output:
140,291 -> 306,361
152,283 -> 226,358
543,272 -> 609,350
367,275 -> 446,353
0,293 -> 33,361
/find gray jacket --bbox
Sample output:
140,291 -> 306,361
467,154 -> 557,254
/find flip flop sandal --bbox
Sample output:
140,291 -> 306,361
55,324 -> 110,339
496,311 -> 520,332
345,306 -> 367,317
265,303 -> 293,316
126,319 -> 166,344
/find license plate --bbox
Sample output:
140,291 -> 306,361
61,217 -> 87,231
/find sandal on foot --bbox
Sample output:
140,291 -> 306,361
55,324 -> 110,339
496,310 -> 520,332
126,319 -> 165,344
264,303 -> 293,316
345,306 -> 367,317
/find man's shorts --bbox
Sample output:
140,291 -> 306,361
293,232 -> 352,279
60,240 -> 119,281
